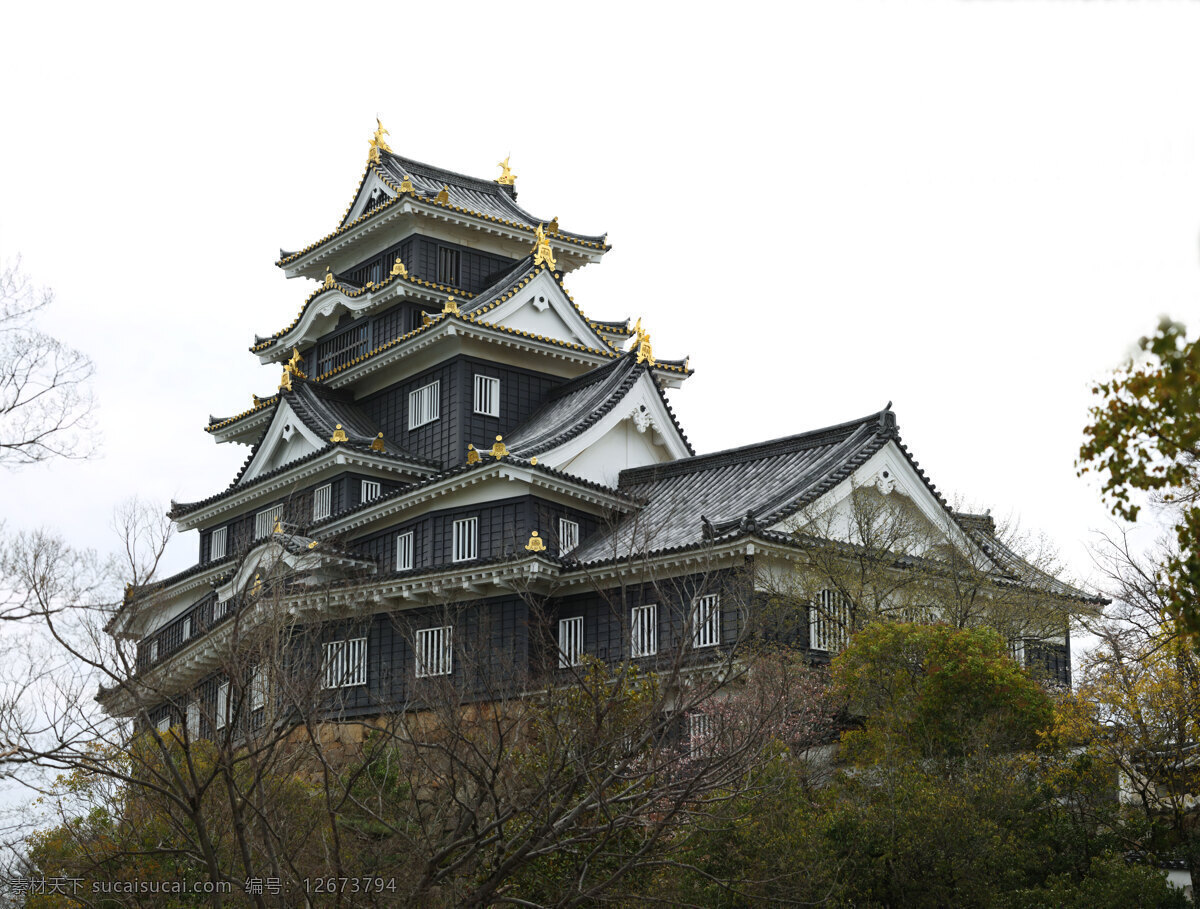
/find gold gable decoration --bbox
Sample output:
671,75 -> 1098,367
368,117 -> 393,164
435,185 -> 450,204
371,432 -> 386,451
390,257 -> 408,278
496,156 -> 517,186
466,444 -> 481,465
279,348 -> 306,391
532,224 -> 557,270
490,435 -> 508,459
330,424 -> 349,443
443,297 -> 460,316
323,267 -> 335,289
524,531 -> 546,552
399,174 -> 415,194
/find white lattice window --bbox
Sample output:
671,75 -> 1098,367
809,589 -> 851,653
558,518 -> 580,555
156,714 -> 170,734
250,668 -> 267,711
149,639 -> 158,662
255,509 -> 275,539
313,484 -> 331,521
181,615 -> 192,641
396,531 -> 414,571
631,604 -> 657,658
558,616 -> 583,668
692,594 -> 720,648
362,479 -> 381,502
186,700 -> 200,738
408,380 -> 440,429
216,681 -> 229,730
1009,637 -> 1026,666
416,626 -> 453,677
209,526 -> 227,561
213,598 -> 228,621
452,517 -> 478,562
322,637 -> 368,688
688,712 -> 713,758
474,375 -> 500,417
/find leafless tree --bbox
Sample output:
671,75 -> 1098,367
0,256 -> 95,468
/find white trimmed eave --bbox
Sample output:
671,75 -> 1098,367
282,198 -> 603,281
208,406 -> 275,445
323,317 -> 614,391
106,562 -> 233,640
215,535 -> 376,603
564,536 -> 763,587
174,449 -> 437,531
320,461 -> 636,537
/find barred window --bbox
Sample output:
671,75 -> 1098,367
213,598 -> 228,621
631,604 -> 657,658
322,638 -> 367,689
558,518 -> 580,555
452,517 -> 478,562
362,479 -> 381,502
313,484 -> 331,521
558,616 -> 583,668
255,509 -> 275,540
396,531 -> 414,571
209,526 -> 227,561
315,323 -> 369,376
692,594 -> 720,648
474,375 -> 500,417
149,639 -> 158,662
156,714 -> 170,734
186,700 -> 200,738
809,589 -> 851,653
250,667 -> 267,712
416,626 -> 453,677
181,615 -> 192,641
437,247 -> 461,285
409,380 -> 440,429
688,712 -> 713,758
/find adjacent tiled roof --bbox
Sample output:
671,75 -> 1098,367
277,153 -> 608,270
569,408 -> 898,563
502,352 -> 694,458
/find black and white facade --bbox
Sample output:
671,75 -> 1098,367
102,129 -> 1086,730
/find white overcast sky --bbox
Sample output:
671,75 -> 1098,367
2,1 -> 1199,594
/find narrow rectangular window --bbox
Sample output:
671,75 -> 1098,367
322,640 -> 345,689
688,712 -> 713,758
558,616 -> 583,668
631,604 -> 657,658
186,700 -> 200,739
437,247 -> 461,285
416,626 -> 453,677
181,615 -> 192,641
213,598 -> 228,621
255,509 -> 275,539
408,380 -> 441,429
558,518 -> 580,556
474,374 -> 500,417
345,637 -> 367,686
149,639 -> 158,662
313,484 -> 331,521
452,517 -> 478,562
809,589 -> 850,653
156,714 -> 171,734
692,594 -> 720,648
362,479 -> 381,502
250,668 -> 267,712
216,681 -> 229,730
396,531 -> 414,571
209,526 -> 227,561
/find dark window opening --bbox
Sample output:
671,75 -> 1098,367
437,247 -> 461,286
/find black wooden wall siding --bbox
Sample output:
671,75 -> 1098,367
344,235 -> 516,296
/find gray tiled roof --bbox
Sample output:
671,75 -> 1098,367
503,352 -> 694,458
367,152 -> 607,244
570,408 -> 897,563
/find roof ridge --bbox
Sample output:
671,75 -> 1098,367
619,406 -> 896,484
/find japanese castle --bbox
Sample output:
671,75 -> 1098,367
102,123 -> 1083,732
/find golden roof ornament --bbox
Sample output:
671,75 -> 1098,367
399,174 -> 415,194
490,435 -> 508,459
323,267 -> 334,289
548,215 -> 559,233
633,318 -> 655,366
249,573 -> 263,597
307,540 -> 319,549
442,297 -> 460,315
530,456 -> 538,466
368,117 -> 393,164
330,424 -> 348,443
279,348 -> 306,391
532,223 -> 557,270
272,514 -> 284,533
390,257 -> 408,278
524,531 -> 546,552
466,443 -> 481,465
435,184 -> 450,204
371,432 -> 385,451
496,156 -> 517,186
422,311 -> 433,326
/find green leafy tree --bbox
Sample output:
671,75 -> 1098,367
1079,317 -> 1200,637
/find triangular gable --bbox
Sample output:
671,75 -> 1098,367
238,399 -> 327,484
524,372 -> 692,487
342,169 -> 397,227
773,439 -> 977,558
482,269 -> 613,351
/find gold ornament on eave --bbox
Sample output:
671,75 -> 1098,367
532,223 -> 557,270
490,435 -> 508,459
496,155 -> 517,186
633,318 -> 655,366
466,444 -> 481,465
279,348 -> 306,391
525,531 -> 546,552
442,297 -> 460,315
330,423 -> 348,443
399,174 -> 415,194
323,267 -> 335,289
390,257 -> 408,278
